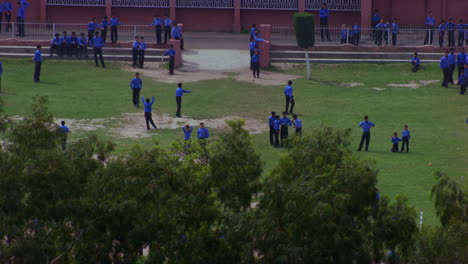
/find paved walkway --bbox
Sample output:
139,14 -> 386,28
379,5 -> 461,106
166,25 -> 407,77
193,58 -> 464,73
181,49 -> 250,71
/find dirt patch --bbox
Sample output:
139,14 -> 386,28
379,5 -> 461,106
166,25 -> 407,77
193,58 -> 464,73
123,62 -> 302,86
331,82 -> 364,87
387,80 -> 439,89
371,88 -> 386,91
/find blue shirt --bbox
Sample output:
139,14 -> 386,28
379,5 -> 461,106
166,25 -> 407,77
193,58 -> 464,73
359,120 -> 375,132
163,49 -> 176,56
164,18 -> 172,27
340,29 -> 348,39
372,14 -> 380,23
251,54 -> 259,63
78,37 -> 87,46
319,8 -> 329,19
411,56 -> 420,65
425,16 -> 435,26
60,125 -> 70,133
284,85 -> 293,96
351,25 -> 361,35
279,117 -> 292,126
448,53 -> 456,65
171,27 -> 181,38
3,2 -> 12,12
132,40 -> 140,49
392,23 -> 399,34
182,126 -> 193,140
91,36 -> 104,48
440,56 -> 450,69
457,52 -> 467,65
34,49 -> 42,62
176,87 -> 192,97
294,118 -> 302,128
457,24 -> 465,33
458,75 -> 464,85
268,115 -> 276,126
17,5 -> 27,18
402,130 -> 411,139
141,96 -> 155,112
152,17 -> 163,26
139,42 -> 147,50
197,128 -> 209,139
446,22 -> 455,30
130,77 -> 142,89
70,36 -> 78,44
249,41 -> 256,51
465,68 -> 468,77
250,27 -> 256,37
375,23 -> 385,30
51,37 -> 61,45
101,19 -> 108,27
60,36 -> 71,45
88,21 -> 100,31
391,137 -> 402,144
438,24 -> 446,32
273,119 -> 280,130
110,17 -> 120,26
0,5 -> 3,12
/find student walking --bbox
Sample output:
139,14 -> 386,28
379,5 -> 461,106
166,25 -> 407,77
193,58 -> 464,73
197,123 -> 210,140
251,50 -> 260,78
457,47 -> 466,76
33,45 -> 42,83
440,51 -> 450,87
284,80 -> 295,114
91,31 -> 105,68
391,19 -> 399,46
16,0 -> 29,37
139,37 -> 147,69
268,111 -> 276,145
457,19 -> 465,47
130,72 -> 142,107
163,15 -> 172,44
279,112 -> 292,146
151,15 -> 163,44
319,3 -> 330,41
401,125 -> 411,152
163,45 -> 176,75
448,48 -> 456,84
59,121 -> 70,151
3,0 -> 12,33
391,132 -> 402,153
411,52 -> 420,72
175,83 -> 192,118
101,16 -> 109,43
293,114 -> 302,133
110,16 -> 120,43
438,20 -> 446,48
357,115 -> 375,152
132,36 -> 140,67
88,18 -> 101,42
141,96 -> 157,130
424,11 -> 436,45
273,115 -> 281,147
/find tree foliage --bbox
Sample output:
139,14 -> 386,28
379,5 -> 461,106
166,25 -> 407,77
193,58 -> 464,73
293,13 -> 315,49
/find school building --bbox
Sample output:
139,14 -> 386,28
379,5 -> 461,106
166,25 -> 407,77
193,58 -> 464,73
15,0 -> 468,31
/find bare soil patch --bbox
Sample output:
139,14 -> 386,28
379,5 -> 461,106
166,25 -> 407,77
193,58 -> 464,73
387,80 -> 439,89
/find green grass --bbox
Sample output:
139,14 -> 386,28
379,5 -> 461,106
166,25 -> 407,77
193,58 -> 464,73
1,58 -> 467,226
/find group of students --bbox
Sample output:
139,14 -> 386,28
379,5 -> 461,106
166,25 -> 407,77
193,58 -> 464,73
50,31 -> 90,59
150,15 -> 184,50
248,24 -> 265,78
423,11 -> 467,47
131,36 -> 147,69
438,47 -> 468,94
0,0 -> 28,37
87,16 -> 121,44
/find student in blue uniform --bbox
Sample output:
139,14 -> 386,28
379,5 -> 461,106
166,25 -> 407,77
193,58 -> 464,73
251,50 -> 260,78
33,45 -> 42,83
88,17 -> 101,42
460,64 -> 468,95
268,111 -> 276,145
357,115 -> 375,152
249,37 -> 256,69
457,72 -> 464,94
391,132 -> 402,153
130,72 -> 142,107
197,123 -> 209,140
438,20 -> 446,48
132,36 -> 140,67
457,47 -> 466,76
457,19 -> 465,47
424,11 -> 436,45
16,0 -> 29,37
69,32 -> 79,57
3,0 -> 12,32
151,15 -> 163,44
279,112 -> 292,146
110,15 -> 120,43
59,121 -> 70,150
383,20 -> 391,45
163,15 -> 172,44
293,114 -> 302,133
340,24 -> 348,44
350,22 -> 361,45
60,31 -> 71,56
139,37 -> 147,69
375,19 -> 385,46
250,24 -> 257,38
401,125 -> 411,152
391,18 -> 399,46
171,22 -> 184,50
101,16 -> 109,43
50,33 -> 61,56
163,44 -> 176,75
78,33 -> 88,59
284,80 -> 295,114
0,3 -> 3,33
141,96 -> 157,130
448,48 -> 456,84
319,3 -> 330,41
440,50 -> 450,87
175,83 -> 192,118
182,125 -> 193,141
91,31 -> 105,68
446,18 -> 455,47
371,9 -> 380,39
273,115 -> 280,147
411,52 -> 420,72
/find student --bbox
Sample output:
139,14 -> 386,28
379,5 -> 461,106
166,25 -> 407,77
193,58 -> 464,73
401,125 -> 411,152
101,16 -> 109,43
268,111 -> 276,145
182,125 -> 193,141
340,24 -> 348,44
251,50 -> 260,78
88,17 -> 101,42
33,45 -> 42,83
457,19 -> 465,47
446,18 -> 455,47
197,123 -> 209,140
383,20 -> 391,45
371,9 -> 380,39
163,15 -> 172,44
293,114 -> 302,133
439,51 -> 450,87
175,83 -> 192,118
319,3 -> 330,41
350,22 -> 361,45
0,3 -> 3,33
438,20 -> 446,48
70,32 -> 79,57
3,0 -> 12,33
132,36 -> 140,67
460,64 -> 468,95
457,72 -> 464,95
249,37 -> 256,69
457,47 -> 466,76
110,15 -> 120,43
78,33 -> 88,59
16,0 -> 29,37
391,19 -> 399,46
91,31 -> 105,68
171,22 -> 184,50
279,112 -> 292,146
151,15 -> 163,44
448,48 -> 456,84
391,132 -> 402,153
357,115 -> 375,152
50,33 -> 61,56
273,115 -> 280,147
250,24 -> 257,39
411,52 -> 420,72
141,96 -> 157,130
284,80 -> 294,114
130,72 -> 142,107
375,19 -> 385,46
60,31 -> 71,56
59,121 -> 70,151
163,44 -> 176,75
139,37 -> 147,69
424,11 -> 436,45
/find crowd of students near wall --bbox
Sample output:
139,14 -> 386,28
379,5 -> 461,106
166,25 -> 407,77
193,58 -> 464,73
0,0 -> 28,37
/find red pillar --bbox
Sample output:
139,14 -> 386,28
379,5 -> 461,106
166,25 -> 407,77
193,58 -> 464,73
298,0 -> 305,13
259,40 -> 270,68
258,24 -> 271,41
233,0 -> 241,33
40,0 -> 46,23
360,0 -> 372,28
170,0 -> 177,21
105,0 -> 112,18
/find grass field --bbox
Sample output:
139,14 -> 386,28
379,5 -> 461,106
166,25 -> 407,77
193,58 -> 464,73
1,58 -> 467,226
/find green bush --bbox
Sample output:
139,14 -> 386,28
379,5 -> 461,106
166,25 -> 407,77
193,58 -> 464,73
293,13 -> 315,49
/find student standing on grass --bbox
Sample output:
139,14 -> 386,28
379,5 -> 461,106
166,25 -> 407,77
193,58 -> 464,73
438,20 -> 446,48
440,51 -> 450,87
273,115 -> 280,147
457,47 -> 466,76
175,83 -> 192,118
268,111 -> 276,145
132,36 -> 140,68
130,72 -> 142,107
3,0 -> 12,33
319,3 -> 330,41
33,45 -> 42,83
461,64 -> 468,95
401,125 -> 411,152
357,115 -> 375,152
411,52 -> 420,72
88,18 -> 101,43
446,18 -> 455,47
284,80 -> 295,114
59,121 -> 70,151
391,132 -> 402,153
139,37 -> 147,69
391,19 -> 399,46
151,15 -> 163,45
50,33 -> 61,57
141,96 -> 157,130
424,11 -> 435,45
110,16 -> 120,43
293,114 -> 302,133
163,44 -> 176,75
163,15 -> 172,44
448,48 -> 456,84
279,112 -> 292,147
457,19 -> 465,47
457,72 -> 464,95
91,31 -> 105,68
251,50 -> 260,78
101,16 -> 109,43
197,123 -> 209,140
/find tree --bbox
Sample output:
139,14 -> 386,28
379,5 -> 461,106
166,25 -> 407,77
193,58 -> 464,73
431,171 -> 467,226
293,13 -> 315,80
